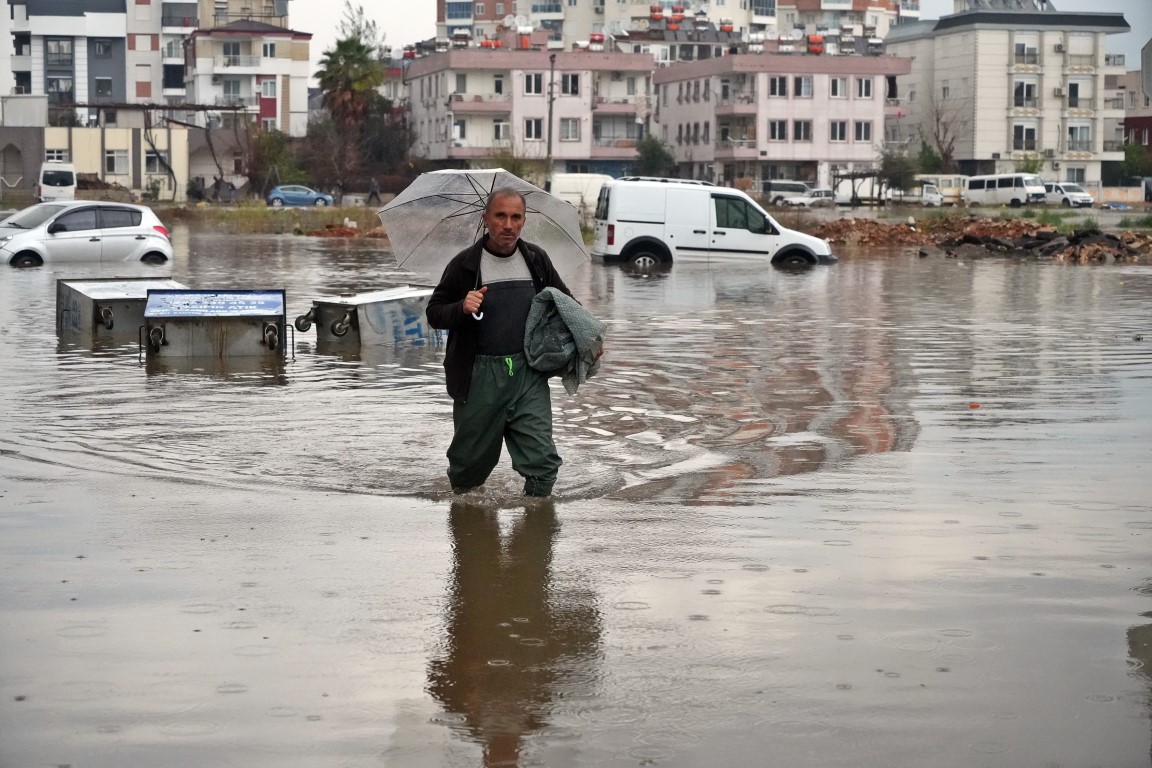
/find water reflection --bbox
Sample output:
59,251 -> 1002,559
427,503 -> 601,765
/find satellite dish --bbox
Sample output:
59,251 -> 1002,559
514,15 -> 528,27
502,14 -> 516,28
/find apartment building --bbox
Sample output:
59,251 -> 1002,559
2,0 -> 309,135
1119,41 -> 1152,152
885,1 -> 1129,185
405,48 -> 655,177
653,52 -> 910,189
436,0 -> 919,51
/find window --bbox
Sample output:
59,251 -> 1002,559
46,77 -> 73,103
1013,82 -> 1036,108
830,77 -> 846,98
104,150 -> 129,175
1014,42 -> 1038,65
941,85 -> 950,100
493,120 -> 510,141
830,121 -> 847,141
223,41 -> 240,66
1067,124 -> 1091,152
145,151 -> 168,174
769,120 -> 787,141
1066,167 -> 1085,183
54,209 -> 98,232
769,76 -> 787,97
525,117 -> 543,140
453,119 -> 466,140
222,79 -> 240,98
94,39 -> 113,58
104,110 -> 117,126
262,42 -> 276,58
560,117 -> 580,140
493,74 -> 504,94
561,73 -> 579,96
496,1 -> 504,12
793,76 -> 812,98
856,78 -> 872,99
525,73 -> 543,94
475,2 -> 484,13
1013,124 -> 1037,151
713,196 -> 767,232
45,149 -> 68,161
46,38 -> 73,66
100,208 -> 142,229
261,79 -> 276,98
456,73 -> 467,93
854,121 -> 872,142
1067,82 -> 1081,109
262,117 -> 277,131
793,120 -> 812,141
626,76 -> 637,96
95,78 -> 113,98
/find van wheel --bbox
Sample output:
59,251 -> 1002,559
774,251 -> 815,268
10,252 -> 41,268
141,252 -> 167,265
1010,199 -> 1022,208
628,249 -> 663,269
1061,199 -> 1072,207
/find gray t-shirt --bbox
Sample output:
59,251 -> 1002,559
477,245 -> 535,355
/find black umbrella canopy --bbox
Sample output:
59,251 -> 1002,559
378,169 -> 588,280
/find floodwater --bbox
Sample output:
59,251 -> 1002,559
2,226 -> 1151,768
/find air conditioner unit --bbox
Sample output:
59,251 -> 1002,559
594,4 -> 603,11
991,152 -> 1001,159
1055,43 -> 1065,53
1044,148 -> 1055,158
1053,87 -> 1065,97
211,75 -> 221,84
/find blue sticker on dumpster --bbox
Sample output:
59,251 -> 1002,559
145,289 -> 286,318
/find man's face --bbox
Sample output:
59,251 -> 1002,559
482,193 -> 526,254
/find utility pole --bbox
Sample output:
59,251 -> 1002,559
545,52 -> 556,192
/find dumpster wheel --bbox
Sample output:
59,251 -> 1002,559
263,323 -> 280,350
147,325 -> 165,353
330,310 -> 354,337
294,309 -> 314,332
99,306 -> 114,330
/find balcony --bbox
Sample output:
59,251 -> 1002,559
215,55 -> 261,70
215,95 -> 258,108
447,93 -> 512,113
1102,96 -> 1125,111
592,96 -> 639,114
715,139 -> 758,159
1066,54 -> 1095,69
1103,140 -> 1124,152
530,2 -> 563,19
593,137 -> 638,148
1066,139 -> 1092,152
1013,52 -> 1039,66
1012,140 -> 1037,152
161,14 -> 199,28
1104,54 -> 1125,67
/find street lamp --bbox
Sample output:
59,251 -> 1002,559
546,52 -> 556,192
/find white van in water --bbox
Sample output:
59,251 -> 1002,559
37,161 -> 77,203
591,177 -> 836,268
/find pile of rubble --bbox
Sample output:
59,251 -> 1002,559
814,216 -> 1151,264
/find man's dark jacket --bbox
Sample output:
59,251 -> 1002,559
426,235 -> 573,401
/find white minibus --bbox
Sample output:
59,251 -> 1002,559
36,161 -> 77,203
963,173 -> 1046,207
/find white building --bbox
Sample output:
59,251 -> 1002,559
405,48 -> 656,177
885,0 -> 1129,184
653,52 -> 910,189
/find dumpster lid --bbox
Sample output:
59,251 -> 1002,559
314,285 -> 433,307
145,289 -> 286,318
60,278 -> 187,300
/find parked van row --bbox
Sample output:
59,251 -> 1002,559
591,177 -> 836,268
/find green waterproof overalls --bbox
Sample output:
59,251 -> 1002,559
448,352 -> 561,497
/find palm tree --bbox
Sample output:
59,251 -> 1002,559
315,37 -> 385,185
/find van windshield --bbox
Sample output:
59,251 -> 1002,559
1062,183 -> 1086,194
42,170 -> 75,187
2,204 -> 67,229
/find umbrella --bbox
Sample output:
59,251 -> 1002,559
377,169 -> 588,281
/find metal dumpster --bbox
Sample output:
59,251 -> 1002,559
57,278 -> 188,341
294,285 -> 439,347
142,289 -> 288,360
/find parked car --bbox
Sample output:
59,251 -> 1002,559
1,201 -> 172,268
266,185 -> 334,207
783,188 -> 835,207
1044,182 -> 1094,208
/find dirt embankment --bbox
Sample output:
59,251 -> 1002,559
815,217 -> 1152,264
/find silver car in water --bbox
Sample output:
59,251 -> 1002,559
1,201 -> 173,268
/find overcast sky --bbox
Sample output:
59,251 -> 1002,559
290,0 -> 1150,83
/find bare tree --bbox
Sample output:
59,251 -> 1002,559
922,91 -> 969,173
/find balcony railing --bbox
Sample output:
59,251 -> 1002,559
215,95 -> 258,107
1013,52 -> 1038,65
1012,139 -> 1037,151
161,15 -> 199,27
1103,97 -> 1124,109
1104,54 -> 1125,67
1066,139 -> 1092,152
216,55 -> 260,68
1013,98 -> 1037,109
717,139 -> 756,149
716,91 -> 755,106
1067,54 -> 1095,67
531,2 -> 562,12
593,137 -> 637,147
1103,140 -> 1124,152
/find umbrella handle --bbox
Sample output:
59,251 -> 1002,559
472,312 -> 484,320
